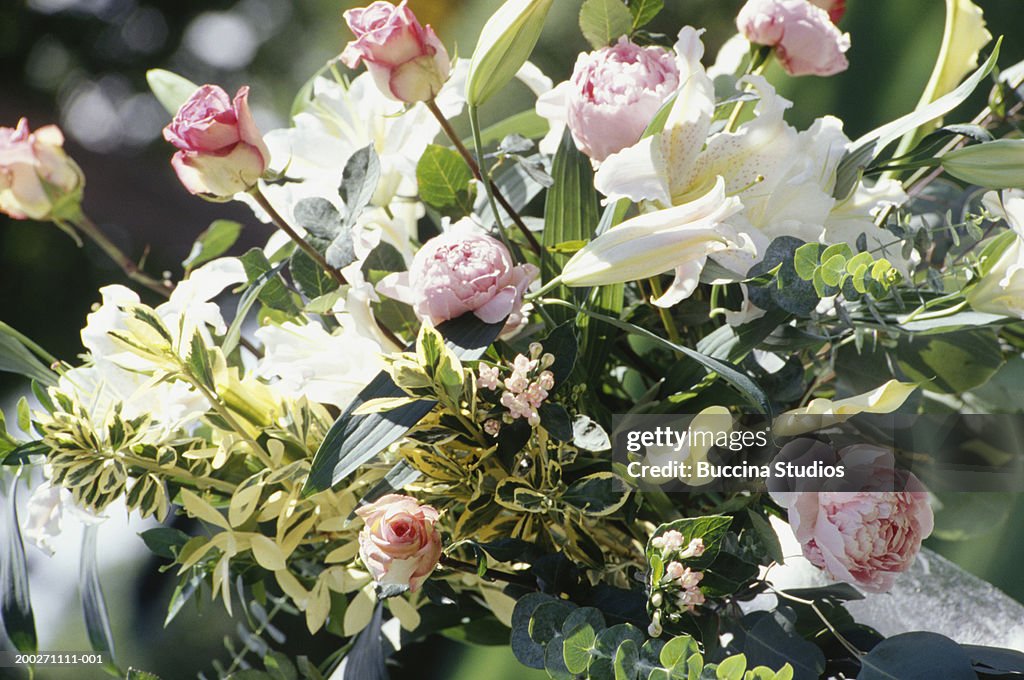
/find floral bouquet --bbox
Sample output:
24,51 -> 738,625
3,0 -> 1024,678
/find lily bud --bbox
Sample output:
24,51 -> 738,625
466,0 -> 554,107
0,118 -> 84,221
941,139 -> 1024,189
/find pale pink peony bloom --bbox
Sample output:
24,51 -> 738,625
163,85 -> 270,198
772,443 -> 934,593
355,493 -> 443,592
376,222 -> 538,329
342,1 -> 451,103
540,37 -> 679,162
0,118 -> 83,221
737,0 -> 850,77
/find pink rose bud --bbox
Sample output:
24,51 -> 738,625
775,444 -> 934,593
562,37 -> 680,162
0,118 -> 84,221
162,85 -> 270,199
376,221 -> 539,330
342,1 -> 451,104
737,0 -> 850,77
355,494 -> 443,593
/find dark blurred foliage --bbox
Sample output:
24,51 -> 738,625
2,1 -> 1024,678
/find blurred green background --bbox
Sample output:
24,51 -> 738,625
2,0 -> 1023,678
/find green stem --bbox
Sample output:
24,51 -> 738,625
250,188 -> 347,287
61,213 -> 171,297
427,100 -> 542,255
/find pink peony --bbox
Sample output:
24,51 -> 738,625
737,0 -> 850,77
355,494 -> 443,592
0,118 -> 83,221
163,85 -> 269,198
376,221 -> 538,329
541,37 -> 679,162
342,1 -> 451,103
771,442 -> 933,593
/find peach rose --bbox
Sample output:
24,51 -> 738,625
356,494 -> 443,593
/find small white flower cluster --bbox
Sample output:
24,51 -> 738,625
478,343 -> 555,430
648,531 -> 707,636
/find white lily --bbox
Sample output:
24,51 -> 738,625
773,380 -> 918,437
594,26 -> 908,292
966,190 -> 1024,319
561,177 -> 744,307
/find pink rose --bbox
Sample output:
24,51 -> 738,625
356,494 -> 443,592
162,85 -> 269,198
0,118 -> 83,221
377,221 -> 538,330
342,1 -> 451,104
737,0 -> 850,77
771,443 -> 933,593
539,37 -> 679,162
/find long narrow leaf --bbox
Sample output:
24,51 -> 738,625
0,480 -> 37,652
304,315 -> 505,494
81,525 -> 118,672
0,323 -> 57,386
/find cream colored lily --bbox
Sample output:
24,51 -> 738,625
560,177 -> 744,307
966,190 -> 1024,319
773,380 -> 918,437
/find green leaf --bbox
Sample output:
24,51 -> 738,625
859,632 -> 975,680
0,323 -> 57,386
544,128 -> 600,321
81,525 -> 119,672
304,314 -> 505,493
183,220 -> 242,272
580,0 -> 634,49
290,249 -> 339,299
222,258 -> 289,356
834,40 -> 1001,200
715,654 -> 747,680
140,527 -> 191,560
1,482 -> 37,652
292,198 -> 356,271
613,638 -> 640,680
741,610 -> 824,680
512,593 -> 560,669
629,0 -> 664,29
819,254 -> 847,287
146,69 -> 198,115
896,329 -> 1003,393
239,248 -> 302,316
264,651 -> 299,680
417,144 -> 475,217
590,625 -> 646,680
126,669 -> 163,680
562,472 -> 629,517
186,333 -> 216,390
562,608 -> 607,674
340,144 -> 382,228
746,510 -> 784,565
791,243 -> 820,281
478,110 -> 551,146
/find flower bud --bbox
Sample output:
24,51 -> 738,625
342,1 -> 451,104
0,118 -> 84,221
163,85 -> 269,199
466,0 -> 554,107
941,139 -> 1024,189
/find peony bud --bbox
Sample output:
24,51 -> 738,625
163,85 -> 270,199
0,118 -> 84,221
941,139 -> 1024,190
355,494 -> 443,593
376,219 -> 538,330
466,0 -> 554,107
537,37 -> 680,162
737,0 -> 850,77
342,1 -> 451,104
